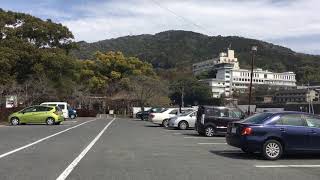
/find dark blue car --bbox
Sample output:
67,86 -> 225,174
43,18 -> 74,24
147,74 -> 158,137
68,108 -> 77,119
226,111 -> 320,160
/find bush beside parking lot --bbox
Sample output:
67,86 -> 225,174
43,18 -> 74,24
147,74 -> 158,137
76,109 -> 98,117
0,107 -> 24,123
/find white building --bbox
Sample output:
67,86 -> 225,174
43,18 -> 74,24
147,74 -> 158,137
195,49 -> 297,98
193,49 -> 239,75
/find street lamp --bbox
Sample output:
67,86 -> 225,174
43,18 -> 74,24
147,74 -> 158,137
248,45 -> 257,115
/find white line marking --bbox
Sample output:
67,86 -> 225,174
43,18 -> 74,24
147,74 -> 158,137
197,143 -> 227,145
56,118 -> 116,180
0,120 -> 96,160
256,165 -> 320,168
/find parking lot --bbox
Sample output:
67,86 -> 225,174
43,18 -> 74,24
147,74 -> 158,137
0,116 -> 320,180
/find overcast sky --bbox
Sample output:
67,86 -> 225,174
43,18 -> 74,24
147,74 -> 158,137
1,0 -> 320,54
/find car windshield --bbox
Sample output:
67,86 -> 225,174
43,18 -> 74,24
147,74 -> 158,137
240,113 -> 274,124
151,108 -> 166,113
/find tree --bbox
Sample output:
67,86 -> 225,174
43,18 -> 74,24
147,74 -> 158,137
169,77 -> 212,107
79,51 -> 157,94
196,69 -> 217,79
0,9 -> 76,53
127,75 -> 168,111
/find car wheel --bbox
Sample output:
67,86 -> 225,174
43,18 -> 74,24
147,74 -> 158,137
205,126 -> 216,137
10,117 -> 20,126
46,117 -> 55,125
162,119 -> 169,128
262,139 -> 283,160
70,114 -> 76,119
178,121 -> 189,130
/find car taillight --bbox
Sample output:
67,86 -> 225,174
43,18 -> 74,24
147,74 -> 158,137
241,127 -> 252,136
149,114 -> 155,119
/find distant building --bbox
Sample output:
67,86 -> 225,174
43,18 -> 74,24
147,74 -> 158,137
195,49 -> 297,98
274,89 -> 318,103
256,95 -> 274,104
193,49 -> 239,75
199,78 -> 228,98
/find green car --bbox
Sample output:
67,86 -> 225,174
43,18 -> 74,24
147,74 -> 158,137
8,105 -> 64,126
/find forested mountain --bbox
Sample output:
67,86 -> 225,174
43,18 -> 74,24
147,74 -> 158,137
72,30 -> 320,83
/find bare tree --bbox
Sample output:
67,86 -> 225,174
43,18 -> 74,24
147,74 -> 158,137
128,75 -> 168,111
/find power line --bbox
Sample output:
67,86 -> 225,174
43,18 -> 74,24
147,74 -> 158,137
149,0 -> 214,36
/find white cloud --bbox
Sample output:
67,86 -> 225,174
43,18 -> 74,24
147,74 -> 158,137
59,0 -> 320,53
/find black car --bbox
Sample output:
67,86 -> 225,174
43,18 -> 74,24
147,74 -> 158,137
195,106 -> 245,137
136,110 -> 151,120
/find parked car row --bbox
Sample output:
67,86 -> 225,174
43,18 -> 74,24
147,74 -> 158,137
40,102 -> 77,119
149,107 -> 196,127
141,106 -> 320,160
8,102 -> 78,126
136,107 -> 166,120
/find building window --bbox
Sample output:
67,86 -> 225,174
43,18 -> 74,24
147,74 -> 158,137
264,74 -> 267,78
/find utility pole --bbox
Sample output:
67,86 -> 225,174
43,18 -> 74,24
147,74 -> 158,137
248,46 -> 257,115
307,82 -> 314,114
181,86 -> 184,108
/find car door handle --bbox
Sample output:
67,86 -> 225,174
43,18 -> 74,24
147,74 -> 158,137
280,128 -> 286,132
310,130 -> 317,134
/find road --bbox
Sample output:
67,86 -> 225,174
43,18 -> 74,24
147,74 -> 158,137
0,116 -> 320,180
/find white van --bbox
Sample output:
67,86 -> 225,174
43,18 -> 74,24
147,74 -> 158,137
40,102 -> 69,119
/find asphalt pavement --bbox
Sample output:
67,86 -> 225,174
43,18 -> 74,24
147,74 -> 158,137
0,116 -> 320,180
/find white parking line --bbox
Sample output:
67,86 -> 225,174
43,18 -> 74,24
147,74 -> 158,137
56,118 -> 116,180
255,165 -> 320,168
197,143 -> 227,145
0,119 -> 96,160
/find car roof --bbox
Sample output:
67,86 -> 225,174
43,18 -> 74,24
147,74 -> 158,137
41,102 -> 67,104
258,111 -> 317,116
26,105 -> 55,108
200,106 -> 235,109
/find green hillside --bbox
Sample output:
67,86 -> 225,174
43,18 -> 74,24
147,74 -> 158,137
72,30 -> 320,83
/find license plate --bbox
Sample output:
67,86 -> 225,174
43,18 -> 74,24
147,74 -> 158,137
231,127 -> 237,134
